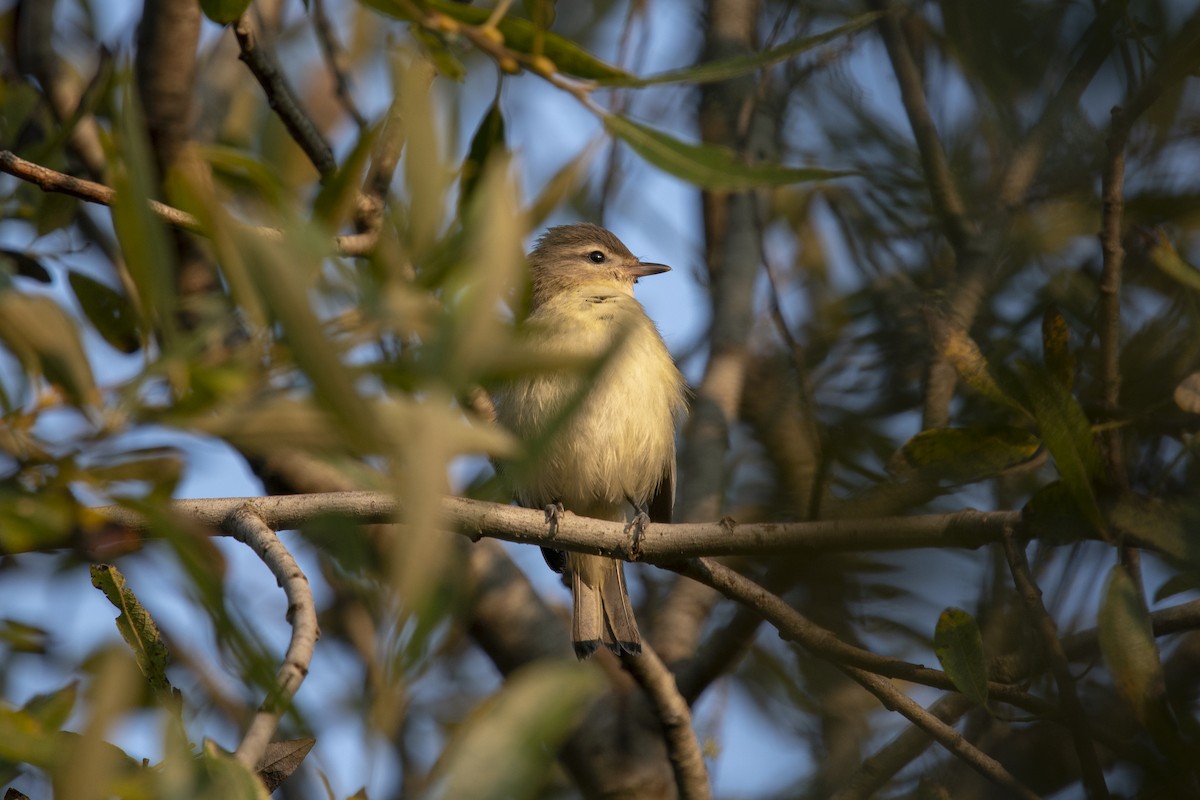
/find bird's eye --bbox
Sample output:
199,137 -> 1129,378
588,250 -> 606,264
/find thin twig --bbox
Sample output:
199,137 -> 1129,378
621,646 -> 712,800
1002,529 -> 1110,799
0,150 -> 377,257
234,13 -> 337,179
224,505 -> 320,770
840,666 -> 1039,800
310,0 -> 367,129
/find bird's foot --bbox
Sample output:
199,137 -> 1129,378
544,501 -> 566,537
623,509 -> 650,561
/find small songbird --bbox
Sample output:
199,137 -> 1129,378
494,224 -> 687,659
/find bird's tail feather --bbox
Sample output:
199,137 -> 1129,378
572,557 -> 641,659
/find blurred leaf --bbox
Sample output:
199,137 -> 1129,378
258,738 -> 315,793
1099,565 -> 1183,752
421,662 -> 602,800
0,619 -> 49,654
933,608 -> 988,708
89,564 -> 178,705
1016,362 -> 1105,534
186,395 -> 348,455
199,144 -> 290,208
68,271 -> 141,353
1145,227 -> 1200,291
1174,372 -> 1200,414
0,249 -> 50,283
21,683 -> 77,731
0,705 -> 65,768
1041,305 -> 1073,389
896,426 -> 1041,483
931,320 -> 1029,418
1109,497 -> 1200,569
313,123 -> 379,229
604,114 -> 852,190
199,740 -> 272,799
34,190 -> 79,238
108,71 -> 174,339
199,0 -> 252,24
459,101 -> 507,217
1153,572 -> 1200,603
0,483 -> 77,553
0,290 -> 97,407
602,12 -> 882,87
523,144 -> 596,228
1021,481 -> 1101,543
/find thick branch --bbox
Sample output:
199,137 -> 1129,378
224,505 -> 320,770
0,150 -> 375,257
622,647 -> 711,800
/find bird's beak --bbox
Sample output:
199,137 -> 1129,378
625,261 -> 671,279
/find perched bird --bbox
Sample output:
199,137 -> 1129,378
494,224 -> 687,659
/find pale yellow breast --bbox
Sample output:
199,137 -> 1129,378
494,287 -> 686,518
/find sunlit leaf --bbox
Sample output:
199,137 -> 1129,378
0,619 -> 49,654
313,123 -> 379,228
21,683 -> 77,731
933,608 -> 988,708
604,114 -> 853,191
896,426 -> 1041,483
601,12 -> 882,87
258,738 -> 315,793
1145,226 -> 1200,291
68,271 -> 141,353
421,662 -> 602,800
931,319 -> 1029,418
89,564 -> 178,706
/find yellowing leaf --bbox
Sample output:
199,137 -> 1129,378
897,426 -> 1041,484
1041,305 -> 1073,389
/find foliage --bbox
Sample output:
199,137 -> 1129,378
0,0 -> 1199,798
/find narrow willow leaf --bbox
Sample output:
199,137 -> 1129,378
896,426 -> 1041,484
601,12 -> 882,87
1098,566 -> 1180,752
1041,305 -> 1074,389
1021,481 -> 1101,543
933,608 -> 989,708
0,249 -> 50,283
421,662 -> 602,800
605,114 -> 852,190
1016,362 -> 1105,534
931,320 -> 1029,417
89,564 -> 176,702
313,122 -> 379,228
68,271 -> 141,354
459,101 -> 507,217
21,683 -> 77,731
1108,498 -> 1200,569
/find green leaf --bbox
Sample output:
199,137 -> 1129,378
896,425 -> 1041,484
601,12 -> 883,87
412,26 -> 467,81
89,564 -> 178,705
1021,481 -> 1101,543
459,101 -> 507,217
200,0 -> 252,25
1098,565 -> 1181,751
0,619 -> 49,654
0,249 -> 50,283
604,114 -> 852,191
21,683 -> 77,731
932,608 -> 989,708
1146,226 -> 1200,291
931,319 -> 1030,418
1015,362 -> 1105,534
313,123 -> 379,228
421,662 -> 602,800
68,271 -> 141,354
200,740 -> 272,799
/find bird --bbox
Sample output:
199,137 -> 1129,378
493,223 -> 687,659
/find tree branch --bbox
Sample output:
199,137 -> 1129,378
224,505 -> 320,771
0,150 -> 376,257
233,13 -> 337,180
621,646 -> 712,800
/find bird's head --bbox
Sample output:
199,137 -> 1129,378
527,223 -> 670,308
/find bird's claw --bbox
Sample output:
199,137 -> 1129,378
624,510 -> 650,560
544,501 -> 565,537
